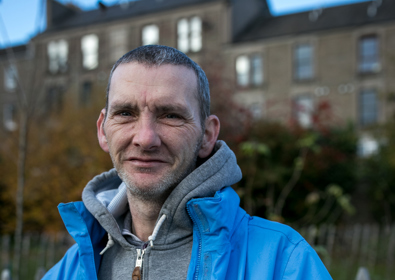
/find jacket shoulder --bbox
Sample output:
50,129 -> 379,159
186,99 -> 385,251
42,243 -> 80,280
245,216 -> 332,279
248,216 -> 304,245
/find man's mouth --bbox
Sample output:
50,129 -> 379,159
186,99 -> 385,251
126,157 -> 167,168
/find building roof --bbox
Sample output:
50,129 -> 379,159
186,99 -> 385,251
0,44 -> 30,61
234,0 -> 395,43
45,0 -> 220,33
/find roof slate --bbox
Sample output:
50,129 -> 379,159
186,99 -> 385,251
234,0 -> 395,42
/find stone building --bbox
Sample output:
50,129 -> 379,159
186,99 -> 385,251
1,0 -> 395,146
227,0 -> 395,134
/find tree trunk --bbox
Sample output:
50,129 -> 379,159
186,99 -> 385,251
13,111 -> 28,280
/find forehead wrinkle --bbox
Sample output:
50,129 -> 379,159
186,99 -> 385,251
110,62 -> 199,113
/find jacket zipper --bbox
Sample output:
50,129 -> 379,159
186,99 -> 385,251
132,248 -> 146,280
187,203 -> 202,280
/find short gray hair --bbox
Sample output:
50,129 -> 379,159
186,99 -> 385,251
105,45 -> 210,127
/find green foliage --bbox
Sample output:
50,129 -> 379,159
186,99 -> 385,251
358,122 -> 395,224
240,142 -> 270,157
235,120 -> 358,224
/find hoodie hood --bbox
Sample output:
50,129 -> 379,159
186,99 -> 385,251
82,140 -> 242,248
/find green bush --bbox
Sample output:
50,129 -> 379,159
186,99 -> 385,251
235,120 -> 357,225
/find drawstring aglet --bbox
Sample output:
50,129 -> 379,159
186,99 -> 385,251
100,233 -> 114,255
147,214 -> 167,248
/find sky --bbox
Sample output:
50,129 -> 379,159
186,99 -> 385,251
0,0 -> 370,48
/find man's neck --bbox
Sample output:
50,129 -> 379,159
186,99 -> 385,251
126,191 -> 163,242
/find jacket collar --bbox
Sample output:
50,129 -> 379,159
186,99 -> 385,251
58,201 -> 107,278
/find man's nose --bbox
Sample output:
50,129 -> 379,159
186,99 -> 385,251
132,117 -> 161,150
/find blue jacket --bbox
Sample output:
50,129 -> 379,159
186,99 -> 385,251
43,187 -> 332,280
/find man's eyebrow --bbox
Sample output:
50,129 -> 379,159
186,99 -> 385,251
109,103 -> 139,113
153,104 -> 190,115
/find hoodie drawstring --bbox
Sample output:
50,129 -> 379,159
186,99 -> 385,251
148,214 -> 167,247
100,233 -> 114,255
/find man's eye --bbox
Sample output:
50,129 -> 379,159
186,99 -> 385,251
160,113 -> 185,126
119,111 -> 132,116
165,114 -> 180,119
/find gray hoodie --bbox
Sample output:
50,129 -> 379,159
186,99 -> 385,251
82,140 -> 242,280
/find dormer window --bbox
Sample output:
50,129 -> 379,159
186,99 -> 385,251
177,17 -> 202,53
47,40 -> 68,73
142,25 -> 159,45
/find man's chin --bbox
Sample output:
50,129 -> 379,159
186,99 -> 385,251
120,173 -> 178,202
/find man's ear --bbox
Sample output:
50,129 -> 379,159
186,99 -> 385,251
198,115 -> 220,158
97,109 -> 109,153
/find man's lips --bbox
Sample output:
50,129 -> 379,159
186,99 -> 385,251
126,157 -> 167,168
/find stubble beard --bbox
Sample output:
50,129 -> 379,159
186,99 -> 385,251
110,135 -> 203,205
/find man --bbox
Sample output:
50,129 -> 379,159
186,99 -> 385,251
43,45 -> 332,279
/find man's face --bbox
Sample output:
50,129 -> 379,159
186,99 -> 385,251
97,62 -> 206,201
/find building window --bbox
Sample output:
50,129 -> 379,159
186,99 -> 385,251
80,81 -> 92,106
250,103 -> 263,119
81,34 -> 99,70
236,54 -> 263,87
3,103 -> 17,131
293,96 -> 314,128
4,65 -> 17,91
251,54 -> 263,86
359,89 -> 378,126
236,55 -> 249,86
177,16 -> 202,53
47,39 -> 68,73
358,36 -> 380,73
46,86 -> 64,112
294,44 -> 314,80
142,24 -> 159,45
109,29 -> 127,63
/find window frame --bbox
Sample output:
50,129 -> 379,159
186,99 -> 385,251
109,29 -> 128,63
141,24 -> 160,46
81,34 -> 99,70
293,95 -> 314,128
80,81 -> 93,106
358,35 -> 380,74
293,44 -> 314,81
4,64 -> 18,91
3,103 -> 18,131
359,88 -> 379,126
177,16 -> 202,53
47,39 -> 69,74
235,53 -> 264,88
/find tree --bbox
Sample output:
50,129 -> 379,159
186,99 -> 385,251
236,101 -> 357,224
